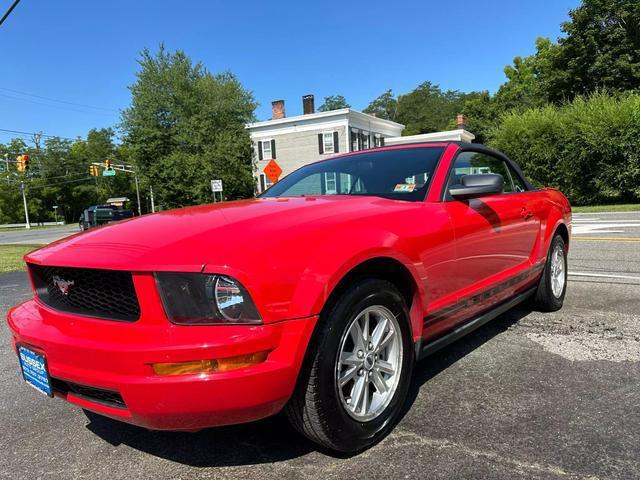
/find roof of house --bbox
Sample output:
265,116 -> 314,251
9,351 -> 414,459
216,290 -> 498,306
245,108 -> 405,130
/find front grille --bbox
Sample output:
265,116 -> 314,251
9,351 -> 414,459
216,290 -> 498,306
28,264 -> 140,322
51,377 -> 126,409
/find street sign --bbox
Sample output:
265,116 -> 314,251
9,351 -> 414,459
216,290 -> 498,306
102,169 -> 116,176
264,159 -> 282,183
211,179 -> 223,192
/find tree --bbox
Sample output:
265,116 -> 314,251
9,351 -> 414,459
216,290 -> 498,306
454,91 -> 499,144
497,0 -> 640,105
549,0 -> 640,101
396,81 -> 465,135
120,46 -> 257,209
495,38 -> 560,111
363,89 -> 398,121
317,95 -> 350,112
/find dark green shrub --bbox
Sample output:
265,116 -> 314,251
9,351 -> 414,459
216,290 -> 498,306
489,92 -> 640,205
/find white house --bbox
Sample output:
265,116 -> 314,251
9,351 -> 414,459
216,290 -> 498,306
246,95 -> 404,192
245,95 -> 475,193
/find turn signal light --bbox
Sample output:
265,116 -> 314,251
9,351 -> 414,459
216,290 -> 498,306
151,350 -> 270,376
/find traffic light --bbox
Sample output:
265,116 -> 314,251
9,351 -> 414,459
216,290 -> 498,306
105,159 -> 112,171
89,165 -> 99,176
16,154 -> 29,172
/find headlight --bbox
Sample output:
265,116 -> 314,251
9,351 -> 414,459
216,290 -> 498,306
155,272 -> 261,325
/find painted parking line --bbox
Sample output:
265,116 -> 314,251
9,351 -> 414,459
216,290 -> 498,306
572,236 -> 640,242
569,272 -> 640,281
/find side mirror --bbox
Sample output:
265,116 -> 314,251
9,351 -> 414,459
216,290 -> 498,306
449,174 -> 504,199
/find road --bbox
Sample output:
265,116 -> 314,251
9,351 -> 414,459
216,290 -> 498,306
0,212 -> 639,479
0,225 -> 79,245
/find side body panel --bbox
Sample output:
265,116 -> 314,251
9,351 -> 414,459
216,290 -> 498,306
421,144 -> 571,341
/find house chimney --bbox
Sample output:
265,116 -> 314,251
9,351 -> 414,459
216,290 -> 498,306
302,94 -> 315,115
456,114 -> 466,130
272,100 -> 285,120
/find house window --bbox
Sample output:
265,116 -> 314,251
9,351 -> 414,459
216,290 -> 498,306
259,173 -> 274,193
351,129 -> 359,152
340,173 -> 352,193
318,131 -> 339,154
323,132 -> 335,154
373,134 -> 383,148
361,131 -> 370,150
261,140 -> 272,160
324,172 -> 337,194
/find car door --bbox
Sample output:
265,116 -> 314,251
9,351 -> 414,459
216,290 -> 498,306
443,150 -> 540,312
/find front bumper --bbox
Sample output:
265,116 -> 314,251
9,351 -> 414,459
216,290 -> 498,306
7,298 -> 317,430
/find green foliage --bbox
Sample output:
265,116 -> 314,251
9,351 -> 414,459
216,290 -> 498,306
396,82 -> 465,135
451,91 -> 499,144
120,46 -> 257,209
317,95 -> 350,112
0,129 -> 138,224
363,90 -> 398,121
497,0 -> 640,106
489,92 -> 640,205
495,38 -> 561,110
552,0 -> 640,101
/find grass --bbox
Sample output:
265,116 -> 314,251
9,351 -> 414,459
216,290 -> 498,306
572,204 -> 640,213
0,245 -> 41,273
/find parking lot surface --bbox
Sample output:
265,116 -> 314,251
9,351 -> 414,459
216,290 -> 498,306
1,212 -> 639,479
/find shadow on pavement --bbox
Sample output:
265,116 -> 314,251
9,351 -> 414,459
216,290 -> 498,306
407,306 -> 531,402
84,306 -> 532,467
85,411 -> 315,466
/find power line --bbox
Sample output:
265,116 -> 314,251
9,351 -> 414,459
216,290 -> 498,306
0,87 -> 119,113
28,176 -> 96,189
4,176 -> 96,189
0,91 -> 115,116
0,0 -> 21,28
0,128 -> 76,141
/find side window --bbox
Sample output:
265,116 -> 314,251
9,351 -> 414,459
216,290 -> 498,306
506,163 -> 527,192
447,152 -> 514,195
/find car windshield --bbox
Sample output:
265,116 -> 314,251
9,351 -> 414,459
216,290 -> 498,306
260,146 -> 445,202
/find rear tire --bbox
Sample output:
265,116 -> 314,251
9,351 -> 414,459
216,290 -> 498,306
285,278 -> 413,453
532,233 -> 567,312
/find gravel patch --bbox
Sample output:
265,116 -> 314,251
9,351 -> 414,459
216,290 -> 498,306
526,332 -> 640,362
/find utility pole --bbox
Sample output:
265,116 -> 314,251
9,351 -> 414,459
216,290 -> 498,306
150,185 -> 156,213
20,182 -> 30,229
134,172 -> 142,216
3,153 -> 8,185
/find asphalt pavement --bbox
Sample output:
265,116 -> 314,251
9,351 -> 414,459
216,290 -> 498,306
0,212 -> 639,479
0,225 -> 79,245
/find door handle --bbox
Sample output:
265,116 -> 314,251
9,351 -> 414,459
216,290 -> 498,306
521,207 -> 534,220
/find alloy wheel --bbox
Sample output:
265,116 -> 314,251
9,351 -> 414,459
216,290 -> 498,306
550,243 -> 566,298
336,305 -> 403,422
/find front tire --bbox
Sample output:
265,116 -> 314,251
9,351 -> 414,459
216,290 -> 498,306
532,233 -> 567,312
285,278 -> 413,453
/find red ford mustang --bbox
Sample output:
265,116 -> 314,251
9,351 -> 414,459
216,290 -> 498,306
7,142 -> 571,452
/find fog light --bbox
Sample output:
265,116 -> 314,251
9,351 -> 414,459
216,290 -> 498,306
152,350 -> 270,376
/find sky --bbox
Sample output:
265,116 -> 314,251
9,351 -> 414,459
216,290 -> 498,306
0,0 -> 581,143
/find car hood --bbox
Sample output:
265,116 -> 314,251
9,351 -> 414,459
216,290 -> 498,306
26,196 -> 419,271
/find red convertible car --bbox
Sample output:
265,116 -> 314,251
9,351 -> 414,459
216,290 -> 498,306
7,142 -> 571,452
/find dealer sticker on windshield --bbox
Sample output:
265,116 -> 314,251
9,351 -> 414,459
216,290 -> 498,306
393,183 -> 417,192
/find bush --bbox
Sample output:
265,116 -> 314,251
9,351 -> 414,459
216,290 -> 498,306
489,92 -> 640,205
